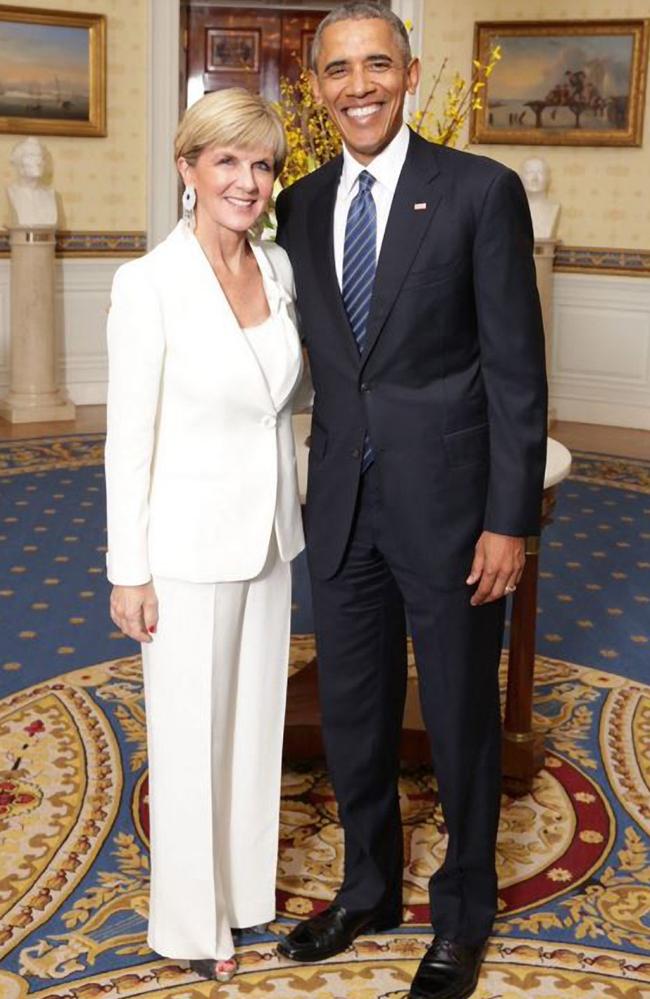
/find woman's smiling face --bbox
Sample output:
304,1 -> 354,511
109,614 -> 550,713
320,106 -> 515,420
310,17 -> 420,165
178,145 -> 275,233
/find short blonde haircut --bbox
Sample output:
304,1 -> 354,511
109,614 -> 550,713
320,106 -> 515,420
174,88 -> 286,175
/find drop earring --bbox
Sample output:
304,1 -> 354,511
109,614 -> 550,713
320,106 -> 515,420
182,185 -> 196,230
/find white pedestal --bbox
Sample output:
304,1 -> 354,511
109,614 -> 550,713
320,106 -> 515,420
533,238 -> 557,427
0,226 -> 75,424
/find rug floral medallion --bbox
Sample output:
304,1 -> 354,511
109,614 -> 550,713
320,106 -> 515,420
1,648 -> 649,999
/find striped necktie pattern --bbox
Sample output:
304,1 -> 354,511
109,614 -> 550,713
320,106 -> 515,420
342,169 -> 376,472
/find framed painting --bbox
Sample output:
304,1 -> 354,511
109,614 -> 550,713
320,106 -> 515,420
0,5 -> 106,137
470,20 -> 649,146
207,28 -> 260,73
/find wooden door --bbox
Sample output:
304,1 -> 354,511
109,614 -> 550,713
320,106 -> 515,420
184,5 -> 327,108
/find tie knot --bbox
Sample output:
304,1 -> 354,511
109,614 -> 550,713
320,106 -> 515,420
357,170 -> 375,193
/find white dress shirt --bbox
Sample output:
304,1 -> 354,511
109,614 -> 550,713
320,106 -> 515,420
333,122 -> 410,288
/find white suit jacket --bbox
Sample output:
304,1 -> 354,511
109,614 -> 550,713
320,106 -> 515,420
105,222 -> 305,585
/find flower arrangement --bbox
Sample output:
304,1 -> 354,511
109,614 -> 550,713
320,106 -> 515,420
275,26 -> 501,188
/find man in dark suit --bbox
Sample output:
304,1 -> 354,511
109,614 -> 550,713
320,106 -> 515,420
275,5 -> 547,997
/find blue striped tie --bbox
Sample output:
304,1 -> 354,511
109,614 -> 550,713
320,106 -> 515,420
342,170 -> 376,472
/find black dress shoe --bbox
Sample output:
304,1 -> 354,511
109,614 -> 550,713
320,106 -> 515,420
408,936 -> 487,999
276,903 -> 401,962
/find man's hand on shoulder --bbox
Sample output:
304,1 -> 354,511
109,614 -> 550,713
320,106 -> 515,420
466,531 -> 525,606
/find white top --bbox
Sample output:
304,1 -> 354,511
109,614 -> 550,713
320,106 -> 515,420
242,314 -> 294,411
333,122 -> 410,287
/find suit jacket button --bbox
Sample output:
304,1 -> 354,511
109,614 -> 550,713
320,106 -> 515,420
351,447 -> 361,459
262,414 -> 277,429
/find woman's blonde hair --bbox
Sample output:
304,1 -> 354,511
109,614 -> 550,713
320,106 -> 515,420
174,88 -> 287,175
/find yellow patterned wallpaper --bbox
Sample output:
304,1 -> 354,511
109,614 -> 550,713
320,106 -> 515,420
419,0 -> 650,249
0,0 -> 147,232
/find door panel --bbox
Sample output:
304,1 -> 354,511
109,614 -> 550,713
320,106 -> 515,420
185,5 -> 327,106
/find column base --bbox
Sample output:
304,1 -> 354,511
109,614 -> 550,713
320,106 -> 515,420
0,392 -> 76,424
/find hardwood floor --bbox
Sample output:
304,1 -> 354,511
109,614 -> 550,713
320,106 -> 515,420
0,408 -> 647,459
551,420 -> 649,461
0,406 -> 106,440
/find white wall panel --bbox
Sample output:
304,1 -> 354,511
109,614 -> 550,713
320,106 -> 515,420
551,274 -> 650,430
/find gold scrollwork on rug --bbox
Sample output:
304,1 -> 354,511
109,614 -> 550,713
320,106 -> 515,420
0,436 -> 106,476
19,833 -> 150,980
11,657 -> 149,980
0,682 -> 122,959
5,937 -> 649,999
601,685 -> 650,837
532,669 -> 600,772
498,826 -> 650,953
569,453 -> 650,493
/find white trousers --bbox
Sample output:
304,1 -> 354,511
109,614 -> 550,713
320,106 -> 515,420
141,538 -> 291,960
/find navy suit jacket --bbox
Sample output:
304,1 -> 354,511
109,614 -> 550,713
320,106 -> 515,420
276,128 -> 548,583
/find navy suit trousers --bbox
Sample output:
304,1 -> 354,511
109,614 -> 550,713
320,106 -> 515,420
310,460 -> 506,946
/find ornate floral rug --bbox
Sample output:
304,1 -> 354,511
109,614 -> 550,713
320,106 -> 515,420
1,648 -> 649,998
1,437 -> 649,997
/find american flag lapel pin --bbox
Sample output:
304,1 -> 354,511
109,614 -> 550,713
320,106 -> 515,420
414,202 -> 427,211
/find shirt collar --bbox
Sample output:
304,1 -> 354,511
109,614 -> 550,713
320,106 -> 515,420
340,122 -> 410,198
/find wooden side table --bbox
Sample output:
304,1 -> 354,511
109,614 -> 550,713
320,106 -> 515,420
285,418 -> 572,796
502,438 -> 571,793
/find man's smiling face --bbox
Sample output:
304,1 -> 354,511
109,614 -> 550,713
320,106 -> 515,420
310,17 -> 420,165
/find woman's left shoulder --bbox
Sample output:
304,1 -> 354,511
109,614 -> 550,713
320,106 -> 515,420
257,239 -> 293,288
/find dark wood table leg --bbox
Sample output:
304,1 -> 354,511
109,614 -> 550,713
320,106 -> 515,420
502,533 -> 546,796
283,656 -> 324,760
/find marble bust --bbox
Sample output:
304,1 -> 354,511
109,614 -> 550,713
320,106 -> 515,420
7,137 -> 58,227
519,157 -> 560,241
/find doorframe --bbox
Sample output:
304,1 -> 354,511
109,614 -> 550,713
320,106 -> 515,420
147,0 -> 182,249
147,0 -> 424,248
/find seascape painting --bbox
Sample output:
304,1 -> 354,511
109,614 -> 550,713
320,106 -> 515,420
0,8 -> 106,137
471,21 -> 649,147
0,21 -> 90,122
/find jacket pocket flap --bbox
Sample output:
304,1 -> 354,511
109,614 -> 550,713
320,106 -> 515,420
402,259 -> 468,290
443,423 -> 489,467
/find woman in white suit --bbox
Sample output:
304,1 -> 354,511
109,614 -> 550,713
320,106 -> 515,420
105,89 -> 305,982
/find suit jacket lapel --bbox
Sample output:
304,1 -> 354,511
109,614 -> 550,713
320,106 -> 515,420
306,158 -> 361,366
361,131 -> 442,368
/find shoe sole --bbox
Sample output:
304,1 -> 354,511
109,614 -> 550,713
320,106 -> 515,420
277,913 -> 402,963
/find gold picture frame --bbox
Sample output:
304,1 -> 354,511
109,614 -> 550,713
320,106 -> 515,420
471,19 -> 649,147
0,4 -> 106,137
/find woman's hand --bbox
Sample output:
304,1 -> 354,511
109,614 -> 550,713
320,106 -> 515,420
110,582 -> 159,643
